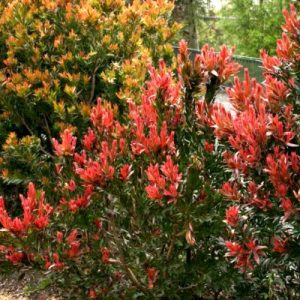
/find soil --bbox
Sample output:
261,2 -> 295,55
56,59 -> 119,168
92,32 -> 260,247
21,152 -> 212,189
0,267 -> 62,300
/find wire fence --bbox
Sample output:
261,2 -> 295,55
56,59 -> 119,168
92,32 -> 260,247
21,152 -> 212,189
232,54 -> 263,83
173,46 -> 264,85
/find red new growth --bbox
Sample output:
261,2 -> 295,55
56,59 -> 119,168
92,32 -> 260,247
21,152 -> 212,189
147,267 -> 158,289
52,129 -> 77,156
225,206 -> 239,227
145,156 -> 181,205
0,183 -> 52,234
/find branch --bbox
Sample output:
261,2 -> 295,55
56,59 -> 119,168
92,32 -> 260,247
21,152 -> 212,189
16,113 -> 54,158
89,64 -> 100,103
166,224 -> 178,262
107,194 -> 153,296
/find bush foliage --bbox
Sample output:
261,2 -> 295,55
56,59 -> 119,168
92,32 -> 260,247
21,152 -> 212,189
0,0 -> 179,190
0,2 -> 300,299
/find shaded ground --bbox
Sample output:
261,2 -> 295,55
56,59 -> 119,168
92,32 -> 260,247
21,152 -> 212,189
0,267 -> 62,300
215,88 -> 232,109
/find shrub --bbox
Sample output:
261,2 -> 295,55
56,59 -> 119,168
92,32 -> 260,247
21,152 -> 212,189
0,41 -> 240,298
212,3 -> 300,298
1,2 -> 300,299
0,0 -> 179,192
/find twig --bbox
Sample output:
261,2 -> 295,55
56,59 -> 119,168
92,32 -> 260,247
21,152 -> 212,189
178,283 -> 198,291
89,64 -> 100,103
17,113 -> 54,158
43,115 -> 52,140
166,224 -> 178,262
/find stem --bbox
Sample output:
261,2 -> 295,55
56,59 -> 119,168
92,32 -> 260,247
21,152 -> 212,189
107,194 -> 153,296
166,225 -> 178,262
89,64 -> 100,103
17,113 -> 54,158
43,115 -> 52,140
163,224 -> 178,279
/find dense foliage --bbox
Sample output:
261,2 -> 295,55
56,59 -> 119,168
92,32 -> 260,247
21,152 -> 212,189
0,40 -> 241,298
0,0 -> 179,193
0,2 -> 300,299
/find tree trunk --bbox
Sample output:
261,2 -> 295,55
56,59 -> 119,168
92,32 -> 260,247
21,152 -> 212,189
173,0 -> 199,49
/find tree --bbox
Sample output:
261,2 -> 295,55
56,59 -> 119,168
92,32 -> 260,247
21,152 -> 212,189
173,0 -> 201,49
218,0 -> 293,57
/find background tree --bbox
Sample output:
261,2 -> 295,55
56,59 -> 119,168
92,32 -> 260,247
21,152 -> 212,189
218,0 -> 293,57
173,0 -> 212,49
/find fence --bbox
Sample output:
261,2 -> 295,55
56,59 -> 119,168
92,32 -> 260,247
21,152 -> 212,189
232,54 -> 263,83
173,46 -> 264,84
